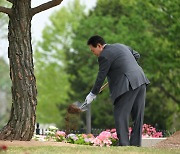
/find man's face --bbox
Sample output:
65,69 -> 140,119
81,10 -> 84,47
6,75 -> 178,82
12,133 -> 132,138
89,44 -> 104,57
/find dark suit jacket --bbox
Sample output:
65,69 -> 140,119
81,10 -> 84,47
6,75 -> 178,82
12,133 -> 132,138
91,43 -> 150,103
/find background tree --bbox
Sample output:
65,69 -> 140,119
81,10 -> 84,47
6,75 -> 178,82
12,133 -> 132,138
34,0 -> 86,128
0,0 -> 9,36
135,0 -> 180,130
0,1 -> 11,128
0,58 -> 11,129
65,0 -> 180,130
0,0 -> 64,141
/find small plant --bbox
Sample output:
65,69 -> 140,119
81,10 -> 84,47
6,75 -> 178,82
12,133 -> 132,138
32,134 -> 47,141
66,134 -> 94,145
45,126 -> 59,141
142,124 -> 163,138
56,131 -> 66,142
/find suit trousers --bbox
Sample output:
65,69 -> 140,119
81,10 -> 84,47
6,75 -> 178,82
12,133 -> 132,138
114,84 -> 146,146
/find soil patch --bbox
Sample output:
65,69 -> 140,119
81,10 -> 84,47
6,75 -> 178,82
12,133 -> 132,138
65,104 -> 83,134
154,131 -> 180,149
67,104 -> 82,114
0,104 -> 84,148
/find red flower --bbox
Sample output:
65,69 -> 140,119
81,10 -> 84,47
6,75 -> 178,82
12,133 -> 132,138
0,145 -> 8,151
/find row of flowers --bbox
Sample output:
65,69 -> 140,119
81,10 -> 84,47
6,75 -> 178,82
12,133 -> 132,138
33,124 -> 163,147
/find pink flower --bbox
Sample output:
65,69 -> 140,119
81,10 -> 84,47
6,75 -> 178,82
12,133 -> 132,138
84,138 -> 90,143
142,134 -> 150,138
92,138 -> 102,146
85,137 -> 94,143
87,134 -> 95,138
129,127 -> 132,136
110,128 -> 116,133
103,139 -> 112,146
97,131 -> 111,141
112,132 -> 118,139
142,124 -> 163,138
152,132 -> 163,138
82,134 -> 87,138
56,131 -> 66,137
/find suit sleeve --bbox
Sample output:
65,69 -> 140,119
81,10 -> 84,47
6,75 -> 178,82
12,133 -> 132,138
127,46 -> 140,61
91,56 -> 110,95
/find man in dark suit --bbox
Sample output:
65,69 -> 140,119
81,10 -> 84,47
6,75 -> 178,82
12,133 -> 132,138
84,35 -> 150,146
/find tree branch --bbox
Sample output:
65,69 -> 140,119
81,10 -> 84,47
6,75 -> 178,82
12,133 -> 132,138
159,84 -> 180,104
6,0 -> 13,3
0,6 -> 12,15
166,76 -> 176,88
31,0 -> 64,16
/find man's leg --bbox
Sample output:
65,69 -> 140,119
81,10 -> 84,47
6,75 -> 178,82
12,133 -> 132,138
130,84 -> 146,146
114,88 -> 140,146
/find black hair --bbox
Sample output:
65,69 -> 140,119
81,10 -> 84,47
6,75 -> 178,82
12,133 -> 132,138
87,35 -> 106,47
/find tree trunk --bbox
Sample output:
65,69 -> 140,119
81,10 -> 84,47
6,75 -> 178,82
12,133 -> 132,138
0,0 -> 37,141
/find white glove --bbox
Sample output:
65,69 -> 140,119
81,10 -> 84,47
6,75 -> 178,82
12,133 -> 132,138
85,92 -> 96,105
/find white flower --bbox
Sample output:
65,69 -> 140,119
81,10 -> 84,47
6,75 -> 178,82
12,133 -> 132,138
45,130 -> 55,135
67,134 -> 78,141
48,126 -> 58,131
67,134 -> 76,138
32,135 -> 47,142
142,134 -> 150,138
84,138 -> 90,143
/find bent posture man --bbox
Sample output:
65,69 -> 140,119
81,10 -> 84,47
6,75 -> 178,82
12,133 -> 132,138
85,35 -> 150,146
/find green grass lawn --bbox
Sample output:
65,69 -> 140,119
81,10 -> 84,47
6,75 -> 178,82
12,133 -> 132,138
6,145 -> 180,154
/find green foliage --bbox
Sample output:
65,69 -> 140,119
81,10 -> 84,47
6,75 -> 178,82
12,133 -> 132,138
0,58 -> 11,93
35,62 -> 69,126
133,0 -> 180,130
34,0 -> 86,128
0,1 -> 11,36
35,0 -> 179,130
0,58 -> 11,128
0,1 -> 11,129
66,0 -> 180,130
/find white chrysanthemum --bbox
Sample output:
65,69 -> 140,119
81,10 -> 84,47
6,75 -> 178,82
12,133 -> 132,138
48,126 -> 58,131
45,130 -> 55,135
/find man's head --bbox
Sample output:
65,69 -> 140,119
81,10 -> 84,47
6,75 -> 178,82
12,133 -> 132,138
87,35 -> 106,57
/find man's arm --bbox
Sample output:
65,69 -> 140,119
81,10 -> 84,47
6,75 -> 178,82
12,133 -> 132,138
127,46 -> 140,61
131,49 -> 140,60
91,56 -> 110,95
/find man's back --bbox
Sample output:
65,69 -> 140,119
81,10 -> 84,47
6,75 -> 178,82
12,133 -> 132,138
102,43 -> 140,75
100,43 -> 150,102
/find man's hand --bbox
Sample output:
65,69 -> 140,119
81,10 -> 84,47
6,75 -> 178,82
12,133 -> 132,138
85,92 -> 96,104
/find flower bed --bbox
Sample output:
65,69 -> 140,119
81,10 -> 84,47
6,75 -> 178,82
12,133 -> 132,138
33,124 -> 163,147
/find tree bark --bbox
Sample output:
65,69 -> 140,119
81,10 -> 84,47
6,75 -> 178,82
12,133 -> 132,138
0,0 -> 37,141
